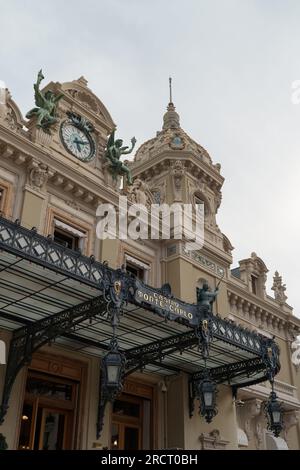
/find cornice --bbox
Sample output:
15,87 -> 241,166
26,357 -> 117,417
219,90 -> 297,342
240,381 -> 300,410
201,239 -> 233,266
227,286 -> 300,335
131,151 -> 224,188
162,246 -> 229,282
0,126 -> 121,207
227,283 -> 296,320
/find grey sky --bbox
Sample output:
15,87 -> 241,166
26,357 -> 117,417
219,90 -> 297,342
1,0 -> 300,314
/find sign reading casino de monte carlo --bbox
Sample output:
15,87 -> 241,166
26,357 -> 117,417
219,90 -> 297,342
134,282 -> 198,326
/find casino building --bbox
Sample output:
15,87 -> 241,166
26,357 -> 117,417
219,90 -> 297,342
0,75 -> 300,450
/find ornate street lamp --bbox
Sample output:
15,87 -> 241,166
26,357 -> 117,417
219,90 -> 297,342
265,384 -> 283,438
197,371 -> 218,423
101,338 -> 125,397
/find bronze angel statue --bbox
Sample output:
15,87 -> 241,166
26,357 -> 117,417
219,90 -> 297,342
26,69 -> 63,131
197,282 -> 219,313
104,130 -> 136,185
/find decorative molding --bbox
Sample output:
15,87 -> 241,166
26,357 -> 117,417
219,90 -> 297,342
44,206 -> 93,256
47,171 -> 99,207
59,77 -> 115,131
181,245 -> 225,277
238,252 -> 268,298
0,177 -> 13,218
65,88 -> 100,115
227,290 -> 300,337
0,90 -> 25,134
132,154 -> 223,194
199,429 -> 229,450
171,160 -> 185,201
169,132 -> 185,150
125,178 -> 154,208
27,159 -> 55,191
0,143 -> 30,167
123,380 -> 153,399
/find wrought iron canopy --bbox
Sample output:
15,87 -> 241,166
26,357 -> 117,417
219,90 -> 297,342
0,216 -> 280,428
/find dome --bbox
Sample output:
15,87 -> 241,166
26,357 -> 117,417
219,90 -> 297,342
134,100 -> 217,170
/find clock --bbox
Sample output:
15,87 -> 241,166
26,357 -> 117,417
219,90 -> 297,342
60,113 -> 95,162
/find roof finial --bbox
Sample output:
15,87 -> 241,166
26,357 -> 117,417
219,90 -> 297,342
169,77 -> 173,104
162,76 -> 180,129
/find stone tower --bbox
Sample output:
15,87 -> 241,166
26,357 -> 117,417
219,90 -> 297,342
130,94 -> 233,304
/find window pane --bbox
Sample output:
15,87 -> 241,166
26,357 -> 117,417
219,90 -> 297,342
113,399 -> 140,418
53,229 -> 79,250
42,411 -> 65,450
26,377 -> 72,401
251,275 -> 257,294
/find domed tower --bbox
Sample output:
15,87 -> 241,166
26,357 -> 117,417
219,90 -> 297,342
130,80 -> 233,304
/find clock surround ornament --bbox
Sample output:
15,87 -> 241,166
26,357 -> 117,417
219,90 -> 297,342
60,111 -> 96,162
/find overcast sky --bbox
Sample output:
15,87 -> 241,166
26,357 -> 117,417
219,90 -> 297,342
1,0 -> 300,315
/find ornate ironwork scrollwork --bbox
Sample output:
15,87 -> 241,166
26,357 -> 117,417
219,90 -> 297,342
0,295 -> 108,424
262,337 -> 280,382
195,305 -> 213,358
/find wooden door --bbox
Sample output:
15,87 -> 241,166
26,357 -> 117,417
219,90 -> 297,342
18,371 -> 77,450
110,395 -> 144,450
38,407 -> 73,450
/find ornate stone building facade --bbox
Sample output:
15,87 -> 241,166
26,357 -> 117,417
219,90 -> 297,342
0,76 -> 299,450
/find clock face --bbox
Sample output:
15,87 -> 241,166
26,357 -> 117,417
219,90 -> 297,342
60,122 -> 95,161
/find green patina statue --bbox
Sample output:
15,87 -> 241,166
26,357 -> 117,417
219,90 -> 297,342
197,282 -> 219,313
105,130 -> 136,185
26,69 -> 63,132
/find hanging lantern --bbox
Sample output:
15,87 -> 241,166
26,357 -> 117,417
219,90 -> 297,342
101,339 -> 125,396
265,390 -> 283,438
197,373 -> 218,423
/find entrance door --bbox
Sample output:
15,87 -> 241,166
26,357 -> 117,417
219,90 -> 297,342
110,395 -> 145,450
18,372 -> 77,450
38,407 -> 72,450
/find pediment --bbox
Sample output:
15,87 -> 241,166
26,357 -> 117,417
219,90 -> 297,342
59,78 -> 115,130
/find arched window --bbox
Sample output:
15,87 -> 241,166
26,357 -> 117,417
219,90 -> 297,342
193,192 -> 210,218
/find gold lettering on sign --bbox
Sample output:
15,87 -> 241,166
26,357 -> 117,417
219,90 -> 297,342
136,290 -> 194,321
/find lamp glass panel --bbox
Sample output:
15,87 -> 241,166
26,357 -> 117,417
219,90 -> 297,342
272,410 -> 281,424
204,391 -> 213,407
107,364 -> 119,384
